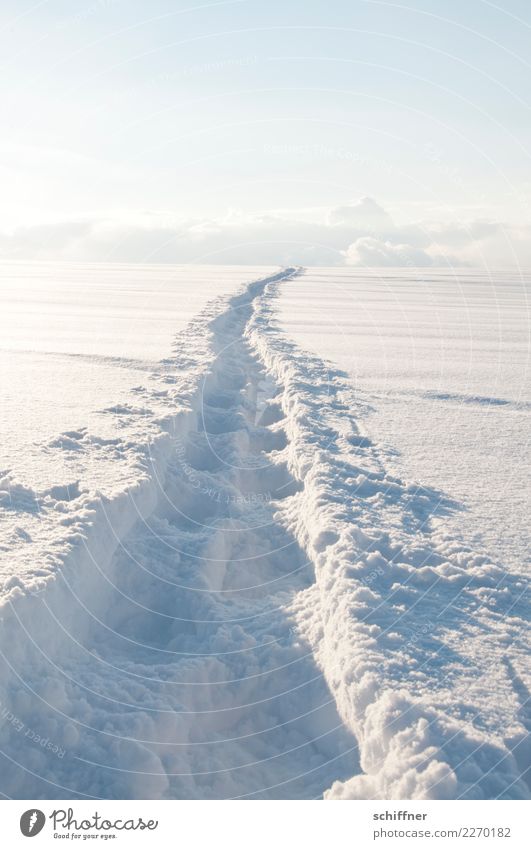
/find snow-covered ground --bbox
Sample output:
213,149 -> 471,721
279,268 -> 530,572
0,263 -> 273,588
0,265 -> 529,800
0,262 -> 273,491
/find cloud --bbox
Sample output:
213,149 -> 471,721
0,198 -> 529,267
424,219 -> 501,248
328,196 -> 394,230
0,215 -> 349,266
344,236 -> 433,268
0,220 -> 94,257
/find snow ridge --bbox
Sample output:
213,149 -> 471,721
248,274 -> 530,800
0,267 -> 356,799
0,267 -> 528,800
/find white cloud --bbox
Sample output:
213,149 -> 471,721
328,196 -> 394,230
344,236 -> 434,268
0,198 -> 529,267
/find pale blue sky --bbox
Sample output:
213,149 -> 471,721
1,0 -> 530,264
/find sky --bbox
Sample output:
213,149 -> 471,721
0,0 -> 530,266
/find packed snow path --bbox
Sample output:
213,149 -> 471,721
0,268 -> 529,799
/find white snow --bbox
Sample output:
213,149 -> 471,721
0,262 -> 274,588
0,262 -> 274,488
278,268 -> 531,572
0,265 -> 529,800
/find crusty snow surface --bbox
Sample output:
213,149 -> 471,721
278,268 -> 531,573
0,267 -> 529,800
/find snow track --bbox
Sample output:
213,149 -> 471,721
0,268 -> 529,799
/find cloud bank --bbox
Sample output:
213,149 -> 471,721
0,198 -> 529,267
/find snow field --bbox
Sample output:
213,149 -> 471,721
248,274 -> 530,799
0,269 -> 356,799
0,267 -> 528,800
